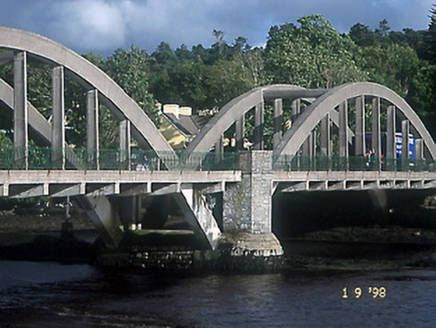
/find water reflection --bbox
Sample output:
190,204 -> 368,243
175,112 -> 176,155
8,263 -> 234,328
1,261 -> 436,327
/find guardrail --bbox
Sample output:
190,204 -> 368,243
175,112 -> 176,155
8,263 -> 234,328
273,155 -> 436,172
0,146 -> 241,171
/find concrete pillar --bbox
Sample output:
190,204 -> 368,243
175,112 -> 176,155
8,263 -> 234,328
339,101 -> 348,158
235,115 -> 245,151
81,195 -> 123,247
119,120 -> 131,170
254,103 -> 264,150
320,114 -> 330,156
302,132 -> 315,157
355,95 -> 365,156
14,51 -> 28,169
402,120 -> 410,159
415,139 -> 423,160
174,187 -> 222,250
86,89 -> 99,169
386,105 -> 396,159
273,98 -> 283,150
51,66 -> 65,169
291,98 -> 301,123
372,97 -> 381,158
214,135 -> 223,153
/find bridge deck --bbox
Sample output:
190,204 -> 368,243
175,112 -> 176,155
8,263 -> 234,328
0,170 -> 242,198
273,170 -> 436,191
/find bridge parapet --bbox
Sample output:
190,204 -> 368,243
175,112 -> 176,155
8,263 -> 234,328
0,146 -> 240,172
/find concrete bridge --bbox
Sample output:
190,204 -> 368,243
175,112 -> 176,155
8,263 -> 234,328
1,27 -> 436,262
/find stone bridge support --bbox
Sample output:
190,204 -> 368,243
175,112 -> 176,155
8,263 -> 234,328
222,151 -> 284,266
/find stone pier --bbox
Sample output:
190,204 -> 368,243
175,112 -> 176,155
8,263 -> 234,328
220,151 -> 284,271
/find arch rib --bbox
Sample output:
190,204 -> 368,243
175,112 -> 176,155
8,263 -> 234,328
0,27 -> 174,157
275,82 -> 436,159
187,84 -> 326,153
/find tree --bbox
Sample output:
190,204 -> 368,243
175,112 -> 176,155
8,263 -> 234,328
105,46 -> 158,123
359,44 -> 419,96
264,15 -> 368,88
426,4 -> 436,63
350,23 -> 376,47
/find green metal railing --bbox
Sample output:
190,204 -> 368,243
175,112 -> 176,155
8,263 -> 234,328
0,146 -> 241,171
2,146 -> 435,173
273,154 -> 436,172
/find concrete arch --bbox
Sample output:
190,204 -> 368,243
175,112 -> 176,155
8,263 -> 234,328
0,27 -> 174,156
187,84 -> 326,153
275,82 -> 436,159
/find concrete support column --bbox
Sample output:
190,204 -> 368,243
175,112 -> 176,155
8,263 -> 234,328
320,114 -> 330,156
372,97 -> 381,158
386,105 -> 396,159
214,135 -> 224,153
254,103 -> 264,150
119,120 -> 131,170
174,187 -> 222,250
291,98 -> 301,123
302,132 -> 315,157
339,101 -> 349,158
415,139 -> 423,160
81,195 -> 123,247
51,66 -> 65,169
402,120 -> 410,159
235,115 -> 245,151
86,89 -> 99,169
273,99 -> 283,150
13,51 -> 28,169
355,95 -> 365,156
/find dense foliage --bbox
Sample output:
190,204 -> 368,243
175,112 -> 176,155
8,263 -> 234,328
1,6 -> 436,146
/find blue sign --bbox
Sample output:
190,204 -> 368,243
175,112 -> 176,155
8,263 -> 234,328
395,132 -> 415,159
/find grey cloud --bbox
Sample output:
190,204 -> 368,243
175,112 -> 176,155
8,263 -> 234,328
0,0 -> 433,55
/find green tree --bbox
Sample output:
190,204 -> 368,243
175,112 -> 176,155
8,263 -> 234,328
407,63 -> 436,136
350,23 -> 376,47
360,43 -> 420,96
426,4 -> 436,63
105,46 -> 158,123
264,15 -> 368,88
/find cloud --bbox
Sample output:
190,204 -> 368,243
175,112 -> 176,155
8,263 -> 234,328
0,0 -> 434,55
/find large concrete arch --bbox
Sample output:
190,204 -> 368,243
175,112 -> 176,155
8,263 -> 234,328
187,84 -> 326,153
0,27 -> 174,156
275,82 -> 436,159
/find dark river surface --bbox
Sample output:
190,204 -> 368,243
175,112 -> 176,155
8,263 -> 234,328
1,259 -> 436,327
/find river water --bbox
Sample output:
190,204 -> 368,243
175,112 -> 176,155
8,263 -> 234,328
1,260 -> 436,327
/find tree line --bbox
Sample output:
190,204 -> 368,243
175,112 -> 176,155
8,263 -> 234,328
1,7 -> 436,149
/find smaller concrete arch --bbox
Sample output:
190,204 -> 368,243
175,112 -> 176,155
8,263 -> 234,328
187,85 -> 326,153
275,82 -> 436,159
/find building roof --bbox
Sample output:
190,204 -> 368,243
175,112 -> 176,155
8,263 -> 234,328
161,112 -> 205,137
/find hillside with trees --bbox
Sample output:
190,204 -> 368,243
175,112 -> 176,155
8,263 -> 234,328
1,5 -> 436,148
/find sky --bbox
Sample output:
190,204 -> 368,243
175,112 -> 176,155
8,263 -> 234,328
0,0 -> 434,56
